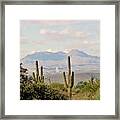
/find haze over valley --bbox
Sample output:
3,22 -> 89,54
21,49 -> 100,83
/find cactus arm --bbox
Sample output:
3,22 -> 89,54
32,72 -> 36,81
70,71 -> 74,88
63,72 -> 68,88
39,76 -> 41,82
41,76 -> 44,83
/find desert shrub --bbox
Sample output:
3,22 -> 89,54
20,81 -> 68,100
49,82 -> 67,91
74,80 -> 100,100
20,63 -> 28,82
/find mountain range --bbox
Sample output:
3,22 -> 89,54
21,49 -> 100,74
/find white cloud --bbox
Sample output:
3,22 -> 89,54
46,49 -> 58,53
74,31 -> 87,37
30,50 -> 36,54
63,49 -> 71,53
46,48 -> 52,52
83,40 -> 89,44
60,29 -> 70,35
59,28 -> 87,38
39,28 -> 88,40
39,29 -> 47,34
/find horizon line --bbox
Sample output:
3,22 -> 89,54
20,49 -> 100,60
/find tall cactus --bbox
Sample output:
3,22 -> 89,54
32,61 -> 44,83
63,56 -> 74,100
40,66 -> 44,83
36,61 -> 39,81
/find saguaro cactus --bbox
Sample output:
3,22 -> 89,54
32,61 -> 44,83
63,56 -> 74,100
40,66 -> 44,82
36,61 -> 39,81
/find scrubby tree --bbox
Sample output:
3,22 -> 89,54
20,63 -> 28,83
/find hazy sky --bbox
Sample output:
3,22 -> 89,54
20,20 -> 100,59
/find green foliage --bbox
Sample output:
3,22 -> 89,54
20,63 -> 28,82
20,81 -> 68,100
49,82 -> 66,91
20,56 -> 100,100
74,80 -> 100,100
20,79 -> 100,100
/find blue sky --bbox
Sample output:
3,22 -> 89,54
20,20 -> 100,59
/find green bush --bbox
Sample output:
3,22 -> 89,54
74,80 -> 100,100
20,81 -> 68,100
20,79 -> 100,100
49,82 -> 67,91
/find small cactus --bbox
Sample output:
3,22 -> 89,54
63,56 -> 74,99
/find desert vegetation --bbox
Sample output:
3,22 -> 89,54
20,56 -> 100,100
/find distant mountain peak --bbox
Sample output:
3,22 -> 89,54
21,49 -> 99,63
54,51 -> 66,54
70,49 -> 80,52
21,49 -> 100,74
68,49 -> 89,57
